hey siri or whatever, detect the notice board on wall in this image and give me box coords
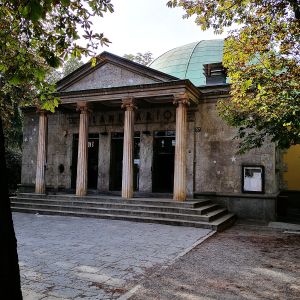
[242,165,265,194]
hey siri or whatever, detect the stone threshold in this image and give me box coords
[195,191,280,200]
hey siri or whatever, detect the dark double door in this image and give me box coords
[152,131,175,193]
[110,131,175,193]
[71,134,99,189]
[109,132,140,191]
[109,133,123,191]
[71,131,175,194]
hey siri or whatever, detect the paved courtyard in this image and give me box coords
[13,212,212,300]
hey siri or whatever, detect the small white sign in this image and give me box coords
[243,166,264,193]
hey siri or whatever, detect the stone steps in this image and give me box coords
[11,201,227,222]
[11,194,236,231]
[15,193,206,208]
[10,197,219,215]
[12,207,236,231]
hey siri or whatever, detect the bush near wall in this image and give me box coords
[5,147,22,194]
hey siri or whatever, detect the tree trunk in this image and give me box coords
[0,117,23,299]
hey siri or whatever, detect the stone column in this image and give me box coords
[98,133,111,192]
[139,133,153,192]
[173,94,190,201]
[35,110,48,194]
[121,98,136,199]
[76,103,89,196]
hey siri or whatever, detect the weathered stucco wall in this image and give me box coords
[45,112,71,189]
[22,111,74,189]
[21,113,39,186]
[21,100,278,200]
[64,62,158,92]
[194,101,278,195]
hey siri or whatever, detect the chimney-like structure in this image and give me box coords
[203,62,227,85]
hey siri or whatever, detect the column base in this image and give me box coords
[121,190,133,199]
[173,192,186,201]
[35,186,45,194]
[76,189,87,197]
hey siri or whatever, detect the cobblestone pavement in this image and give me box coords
[129,224,300,300]
[13,212,212,300]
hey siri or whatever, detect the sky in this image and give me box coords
[88,0,229,60]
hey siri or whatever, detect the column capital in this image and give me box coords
[173,93,190,106]
[77,102,91,114]
[121,98,137,111]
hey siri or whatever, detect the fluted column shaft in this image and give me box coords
[76,104,89,196]
[121,98,136,199]
[173,95,189,201]
[35,111,48,194]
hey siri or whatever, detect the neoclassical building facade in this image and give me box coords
[20,40,285,221]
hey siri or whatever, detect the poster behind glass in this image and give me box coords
[242,165,264,193]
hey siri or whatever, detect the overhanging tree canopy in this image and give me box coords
[167,0,300,152]
[0,1,113,297]
[1,0,113,115]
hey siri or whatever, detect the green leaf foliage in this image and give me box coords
[0,0,114,120]
[62,57,84,77]
[123,52,153,66]
[168,0,300,152]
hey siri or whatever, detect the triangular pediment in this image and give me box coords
[56,52,178,92]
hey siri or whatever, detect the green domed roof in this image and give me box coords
[150,39,224,86]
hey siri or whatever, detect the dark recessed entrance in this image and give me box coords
[71,134,99,189]
[109,133,123,191]
[109,132,140,191]
[152,131,175,193]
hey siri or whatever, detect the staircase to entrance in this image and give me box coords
[10,193,236,231]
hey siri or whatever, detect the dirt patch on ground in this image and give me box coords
[89,282,127,297]
[130,226,300,300]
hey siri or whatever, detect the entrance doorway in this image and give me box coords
[71,134,99,189]
[109,133,123,191]
[152,131,175,193]
[109,132,140,191]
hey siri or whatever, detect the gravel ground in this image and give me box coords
[129,225,300,300]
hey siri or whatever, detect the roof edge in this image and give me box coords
[56,51,180,91]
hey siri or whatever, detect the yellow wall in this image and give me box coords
[283,145,300,191]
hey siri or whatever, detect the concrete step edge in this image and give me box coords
[11,207,221,229]
[11,198,217,214]
[211,214,236,232]
[12,196,211,208]
[11,202,226,220]
[15,193,210,204]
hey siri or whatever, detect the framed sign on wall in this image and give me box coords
[242,165,265,194]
